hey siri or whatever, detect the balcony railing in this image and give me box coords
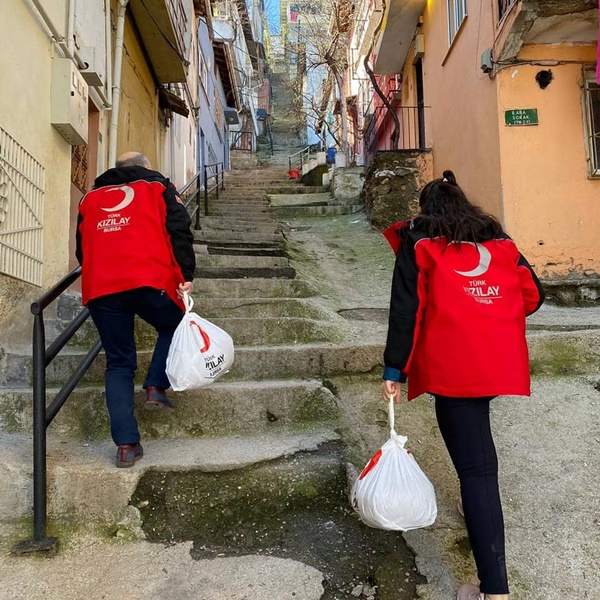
[498,0,518,21]
[364,103,431,164]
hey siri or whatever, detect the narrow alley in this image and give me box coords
[1,1,599,600]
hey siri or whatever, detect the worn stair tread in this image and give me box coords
[1,427,339,472]
[1,378,330,395]
[196,266,296,279]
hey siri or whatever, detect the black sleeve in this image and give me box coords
[163,182,196,281]
[383,234,421,382]
[517,252,545,315]
[75,212,83,266]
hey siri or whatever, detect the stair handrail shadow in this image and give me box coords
[12,266,103,556]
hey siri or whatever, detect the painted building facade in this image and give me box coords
[0,0,260,347]
[350,0,600,277]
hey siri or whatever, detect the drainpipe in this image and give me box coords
[105,0,113,110]
[108,0,130,167]
[66,0,75,55]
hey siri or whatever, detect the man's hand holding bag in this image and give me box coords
[166,292,234,390]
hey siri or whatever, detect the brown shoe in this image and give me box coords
[144,386,174,411]
[116,443,144,468]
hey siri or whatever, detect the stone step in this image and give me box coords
[132,441,346,545]
[70,313,335,351]
[195,254,290,269]
[195,266,296,279]
[194,230,284,244]
[268,193,333,206]
[0,428,339,523]
[203,212,276,224]
[196,277,317,298]
[201,218,281,234]
[3,330,600,390]
[207,245,286,257]
[211,207,273,218]
[198,298,330,319]
[0,380,339,440]
[265,186,330,194]
[274,204,364,218]
[1,342,383,389]
[208,205,272,215]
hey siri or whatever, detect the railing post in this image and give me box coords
[32,313,47,541]
[221,164,225,191]
[216,168,219,202]
[204,165,209,217]
[195,172,201,230]
[12,312,58,555]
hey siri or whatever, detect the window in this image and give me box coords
[584,78,600,177]
[447,0,467,45]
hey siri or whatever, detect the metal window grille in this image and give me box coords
[0,127,45,286]
[585,80,600,177]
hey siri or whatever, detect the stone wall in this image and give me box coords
[361,151,433,229]
[331,166,364,205]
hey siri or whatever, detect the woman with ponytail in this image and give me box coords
[381,170,544,600]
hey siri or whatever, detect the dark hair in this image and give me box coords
[413,170,503,243]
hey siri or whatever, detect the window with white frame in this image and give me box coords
[584,76,600,177]
[447,0,467,45]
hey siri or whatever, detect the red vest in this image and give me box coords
[407,237,531,399]
[78,179,184,308]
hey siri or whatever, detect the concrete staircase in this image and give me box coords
[0,161,381,547]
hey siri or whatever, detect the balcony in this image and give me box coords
[372,0,427,75]
[129,0,191,83]
[495,0,598,62]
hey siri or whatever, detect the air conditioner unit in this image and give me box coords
[414,33,425,60]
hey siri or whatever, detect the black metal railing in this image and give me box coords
[180,171,203,230]
[12,267,102,555]
[364,103,431,164]
[180,163,225,225]
[203,162,225,216]
[498,0,517,21]
[229,131,254,153]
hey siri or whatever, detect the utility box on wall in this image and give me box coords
[51,59,88,145]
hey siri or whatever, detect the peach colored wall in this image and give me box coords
[411,0,503,220]
[498,44,600,276]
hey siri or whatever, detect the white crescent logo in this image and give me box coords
[454,242,491,277]
[101,185,135,212]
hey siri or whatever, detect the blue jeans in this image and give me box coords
[88,288,184,446]
[434,395,509,596]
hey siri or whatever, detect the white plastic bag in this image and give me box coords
[166,293,234,391]
[351,396,437,531]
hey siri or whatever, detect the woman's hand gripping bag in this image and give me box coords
[351,397,437,531]
[166,293,234,391]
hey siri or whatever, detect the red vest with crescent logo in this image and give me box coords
[78,179,184,307]
[383,222,544,400]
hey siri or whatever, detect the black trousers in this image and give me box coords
[434,395,509,596]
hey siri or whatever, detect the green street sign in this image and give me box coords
[505,109,539,126]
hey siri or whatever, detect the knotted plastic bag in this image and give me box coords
[351,396,437,531]
[166,293,234,391]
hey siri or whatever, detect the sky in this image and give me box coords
[264,0,281,34]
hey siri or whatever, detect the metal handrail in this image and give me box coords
[288,145,311,173]
[203,162,225,217]
[12,266,103,555]
[182,171,203,230]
